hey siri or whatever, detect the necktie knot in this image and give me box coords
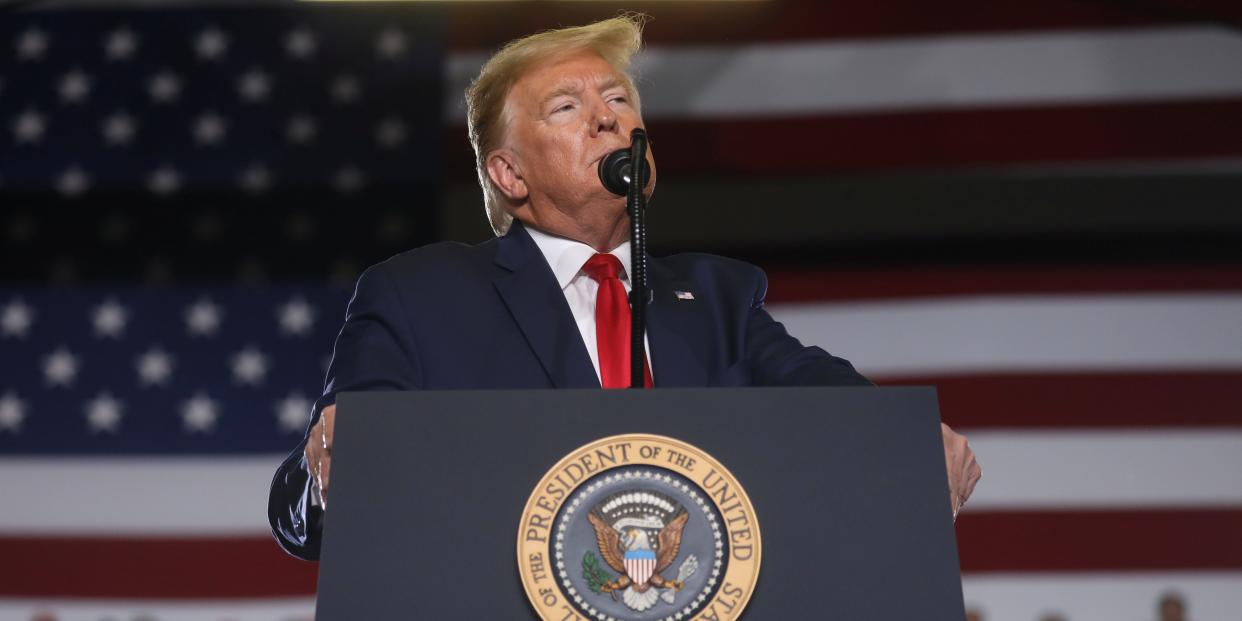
[582,253,623,283]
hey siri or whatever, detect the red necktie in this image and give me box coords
[582,253,653,389]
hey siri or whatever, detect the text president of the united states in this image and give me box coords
[268,15,981,561]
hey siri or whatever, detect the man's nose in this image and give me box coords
[589,100,619,137]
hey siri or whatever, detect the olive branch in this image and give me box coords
[582,552,613,594]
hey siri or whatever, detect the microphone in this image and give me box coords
[598,148,633,196]
[597,128,649,196]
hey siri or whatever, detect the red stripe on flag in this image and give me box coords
[6,509,1240,596]
[876,372,1242,428]
[443,100,1242,179]
[0,537,317,599]
[957,508,1242,572]
[762,266,1242,302]
[648,100,1242,174]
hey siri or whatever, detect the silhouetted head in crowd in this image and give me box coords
[1158,591,1187,621]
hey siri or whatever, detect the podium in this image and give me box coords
[314,387,966,620]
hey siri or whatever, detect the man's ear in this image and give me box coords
[486,150,528,202]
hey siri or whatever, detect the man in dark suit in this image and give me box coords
[269,16,980,561]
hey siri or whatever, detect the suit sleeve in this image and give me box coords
[268,261,424,561]
[743,267,873,387]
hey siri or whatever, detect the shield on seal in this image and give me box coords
[624,548,657,586]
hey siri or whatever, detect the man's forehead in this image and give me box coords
[515,52,627,100]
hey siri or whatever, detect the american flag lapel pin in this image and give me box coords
[674,290,695,301]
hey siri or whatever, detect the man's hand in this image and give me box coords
[942,422,981,522]
[304,404,335,509]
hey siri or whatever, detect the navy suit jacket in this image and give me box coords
[268,221,870,560]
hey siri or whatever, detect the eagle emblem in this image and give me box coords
[584,491,700,612]
[519,437,761,621]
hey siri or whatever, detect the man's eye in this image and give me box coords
[554,103,574,113]
[609,96,628,104]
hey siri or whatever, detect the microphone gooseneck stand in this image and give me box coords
[626,130,649,389]
[597,128,650,389]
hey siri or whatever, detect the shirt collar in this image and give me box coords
[525,224,632,290]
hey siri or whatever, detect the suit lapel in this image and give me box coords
[646,258,710,387]
[492,221,600,389]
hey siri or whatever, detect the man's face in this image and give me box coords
[497,50,656,229]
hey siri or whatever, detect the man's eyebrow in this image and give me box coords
[540,76,627,108]
[599,75,625,92]
[540,81,584,107]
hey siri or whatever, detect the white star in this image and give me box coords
[238,68,270,103]
[239,163,272,194]
[231,346,269,386]
[92,297,127,338]
[1,298,35,338]
[44,347,79,387]
[185,298,223,336]
[181,392,218,433]
[0,392,25,432]
[15,28,48,61]
[375,28,407,59]
[148,71,181,103]
[277,297,316,336]
[104,27,138,61]
[13,109,46,144]
[195,27,228,61]
[333,165,366,194]
[375,118,406,149]
[148,166,181,196]
[285,27,316,59]
[56,165,90,198]
[136,346,174,386]
[58,70,92,104]
[275,391,313,433]
[192,112,227,145]
[85,391,123,433]
[102,112,136,146]
[330,75,360,104]
[286,114,317,145]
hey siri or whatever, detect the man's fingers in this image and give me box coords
[310,405,337,508]
[303,406,336,509]
[320,404,336,451]
[963,461,982,501]
[941,422,982,521]
[319,452,332,507]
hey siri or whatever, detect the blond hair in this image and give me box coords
[465,15,646,235]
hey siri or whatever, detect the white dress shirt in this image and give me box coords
[526,225,654,384]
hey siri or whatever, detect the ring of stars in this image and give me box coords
[553,468,724,621]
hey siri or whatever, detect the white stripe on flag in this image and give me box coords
[767,293,1242,376]
[0,456,287,535]
[961,571,1242,621]
[0,597,315,621]
[445,26,1242,120]
[962,429,1242,509]
[3,430,1241,533]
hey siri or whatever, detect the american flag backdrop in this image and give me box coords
[3,1,1242,620]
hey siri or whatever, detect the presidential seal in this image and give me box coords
[518,434,761,621]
